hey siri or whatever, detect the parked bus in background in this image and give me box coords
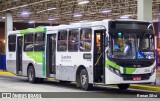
[6,19,156,90]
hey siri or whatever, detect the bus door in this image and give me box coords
[94,30,105,83]
[16,36,23,74]
[46,34,56,77]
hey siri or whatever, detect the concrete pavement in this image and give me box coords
[0,70,160,92]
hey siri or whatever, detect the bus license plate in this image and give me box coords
[133,77,141,81]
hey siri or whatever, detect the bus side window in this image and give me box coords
[80,28,92,51]
[24,34,34,51]
[57,30,67,51]
[34,33,45,51]
[8,35,16,52]
[68,29,79,52]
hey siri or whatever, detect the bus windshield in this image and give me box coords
[108,32,154,59]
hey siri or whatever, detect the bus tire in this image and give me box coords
[80,69,93,90]
[27,65,38,83]
[118,84,130,90]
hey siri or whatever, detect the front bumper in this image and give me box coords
[105,68,156,84]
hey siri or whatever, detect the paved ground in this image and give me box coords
[155,67,160,85]
[0,75,159,101]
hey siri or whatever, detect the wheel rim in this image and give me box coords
[29,69,33,81]
[81,74,87,86]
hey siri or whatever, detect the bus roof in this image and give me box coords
[7,19,152,35]
[46,19,152,31]
[8,30,20,35]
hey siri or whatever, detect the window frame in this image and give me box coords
[23,33,34,52]
[57,30,68,52]
[68,29,79,52]
[34,32,45,52]
[8,35,16,52]
[79,28,92,52]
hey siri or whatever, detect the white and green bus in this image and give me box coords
[6,19,156,90]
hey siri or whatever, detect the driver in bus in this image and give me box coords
[124,40,132,56]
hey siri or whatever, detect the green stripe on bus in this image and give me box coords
[106,60,136,74]
[26,52,43,63]
[105,60,120,70]
[20,27,45,35]
[124,68,136,74]
[26,52,46,76]
[35,27,45,32]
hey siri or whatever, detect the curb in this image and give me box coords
[157,73,160,77]
[0,71,15,76]
[129,84,160,92]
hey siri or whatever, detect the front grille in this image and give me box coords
[108,58,155,67]
[121,73,151,81]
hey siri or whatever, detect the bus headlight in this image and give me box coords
[109,66,114,72]
[115,69,120,75]
[108,66,121,76]
[151,67,156,75]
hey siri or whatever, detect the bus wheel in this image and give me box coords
[118,84,130,90]
[80,69,92,90]
[28,65,38,83]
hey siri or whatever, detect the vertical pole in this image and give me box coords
[50,23,52,26]
[34,23,36,28]
[5,11,13,54]
[158,13,160,48]
[137,0,152,21]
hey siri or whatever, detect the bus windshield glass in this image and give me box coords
[108,32,154,59]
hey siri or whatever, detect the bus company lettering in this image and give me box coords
[61,55,71,59]
[61,55,71,62]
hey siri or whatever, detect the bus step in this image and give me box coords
[49,74,56,77]
[18,71,22,74]
[94,82,105,85]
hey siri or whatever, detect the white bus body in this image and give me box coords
[6,19,156,90]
